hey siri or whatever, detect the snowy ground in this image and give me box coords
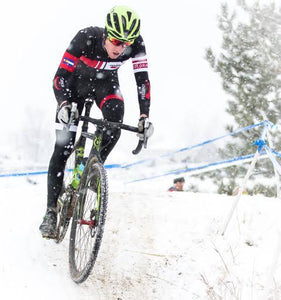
[1,167,281,300]
[2,1,281,299]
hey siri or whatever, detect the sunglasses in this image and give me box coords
[108,36,132,47]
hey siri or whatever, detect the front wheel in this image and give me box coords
[69,158,108,283]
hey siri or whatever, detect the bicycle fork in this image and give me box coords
[73,133,103,233]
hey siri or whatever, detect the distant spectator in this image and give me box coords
[168,177,185,192]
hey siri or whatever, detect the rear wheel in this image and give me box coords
[55,150,76,244]
[69,158,108,283]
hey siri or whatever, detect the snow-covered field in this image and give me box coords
[1,167,281,300]
[1,1,280,299]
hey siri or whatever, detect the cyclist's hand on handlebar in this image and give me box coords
[57,101,71,125]
[57,101,78,125]
[137,115,147,132]
[137,115,154,140]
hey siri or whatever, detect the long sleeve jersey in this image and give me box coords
[53,26,151,116]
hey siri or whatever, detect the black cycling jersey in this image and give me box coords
[53,26,150,116]
[47,27,151,209]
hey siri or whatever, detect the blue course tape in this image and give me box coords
[120,121,266,168]
[162,121,265,157]
[271,149,281,159]
[0,121,270,179]
[0,170,48,178]
[127,153,262,183]
[0,164,122,178]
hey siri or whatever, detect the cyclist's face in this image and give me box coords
[104,38,127,59]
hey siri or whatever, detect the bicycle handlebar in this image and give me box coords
[79,115,145,155]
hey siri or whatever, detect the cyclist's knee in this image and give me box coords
[101,98,124,123]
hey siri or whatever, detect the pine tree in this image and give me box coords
[204,0,281,196]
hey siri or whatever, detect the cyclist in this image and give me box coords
[39,5,153,238]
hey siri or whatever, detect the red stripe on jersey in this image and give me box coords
[96,61,104,69]
[132,59,147,63]
[59,51,79,72]
[99,94,124,109]
[80,56,101,68]
[133,63,148,70]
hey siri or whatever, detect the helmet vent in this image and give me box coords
[127,11,132,21]
[128,19,136,34]
[121,16,127,28]
[130,20,140,38]
[113,13,120,33]
[107,14,112,28]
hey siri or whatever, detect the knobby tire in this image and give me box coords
[69,158,108,283]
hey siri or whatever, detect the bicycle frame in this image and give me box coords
[69,99,143,190]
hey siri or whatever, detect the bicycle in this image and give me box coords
[54,99,149,283]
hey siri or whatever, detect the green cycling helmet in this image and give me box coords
[105,5,141,43]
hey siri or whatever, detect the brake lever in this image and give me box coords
[143,118,151,149]
[132,139,144,155]
[143,128,148,149]
[132,118,151,154]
